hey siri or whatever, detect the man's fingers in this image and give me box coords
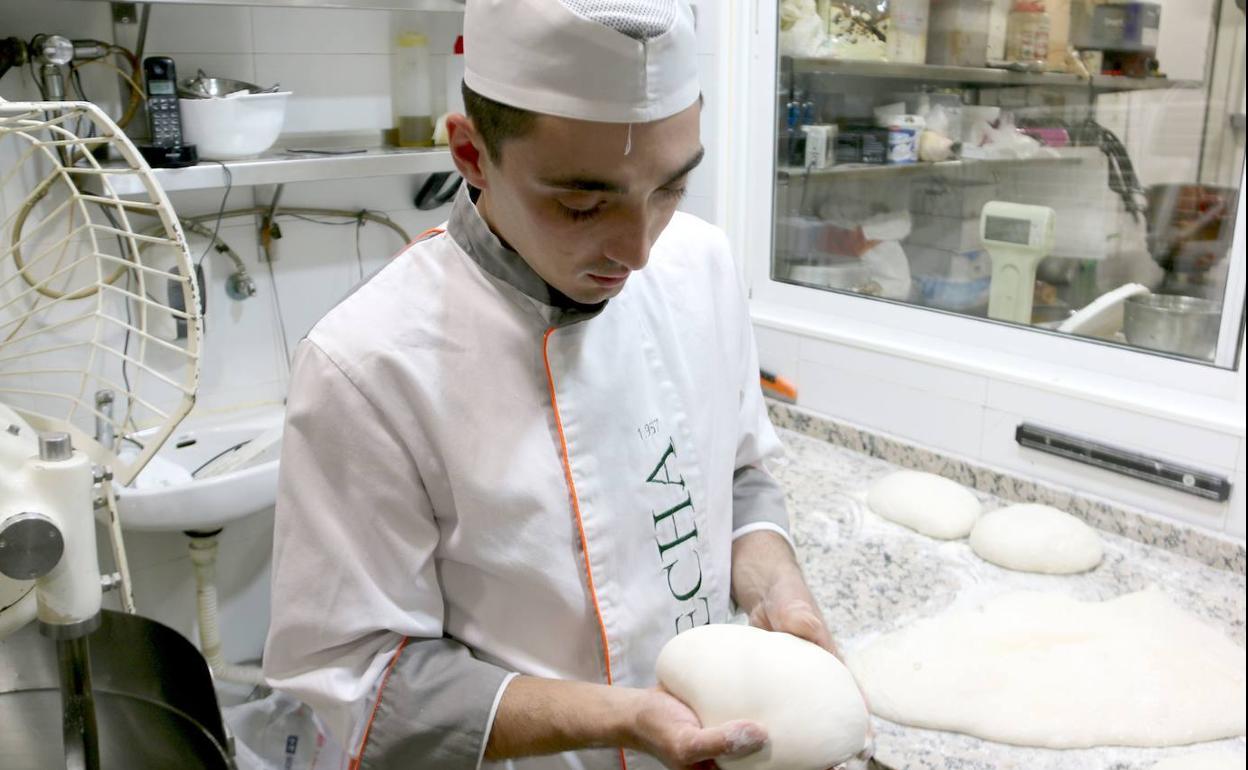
[719,721,769,758]
[779,603,833,649]
[748,603,772,631]
[680,720,767,763]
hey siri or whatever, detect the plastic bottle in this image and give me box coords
[1005,1,1050,67]
[393,32,433,147]
[887,0,931,64]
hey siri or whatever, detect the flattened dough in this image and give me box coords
[1151,750,1246,770]
[656,624,869,770]
[969,504,1103,574]
[848,590,1247,749]
[866,470,981,539]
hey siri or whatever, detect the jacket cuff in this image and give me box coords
[731,465,793,552]
[358,638,514,770]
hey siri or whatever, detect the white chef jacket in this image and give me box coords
[263,186,792,770]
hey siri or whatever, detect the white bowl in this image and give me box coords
[178,91,291,160]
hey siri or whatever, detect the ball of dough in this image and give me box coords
[969,504,1103,574]
[656,624,869,770]
[866,470,982,539]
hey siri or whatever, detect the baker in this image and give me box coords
[263,1,838,768]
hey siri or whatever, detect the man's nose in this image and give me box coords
[603,209,652,271]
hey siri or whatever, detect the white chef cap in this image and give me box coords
[463,0,701,124]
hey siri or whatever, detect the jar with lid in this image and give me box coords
[1005,1,1050,67]
[392,31,433,147]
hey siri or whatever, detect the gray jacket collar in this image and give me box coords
[447,185,605,325]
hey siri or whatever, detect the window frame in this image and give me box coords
[724,1,1245,432]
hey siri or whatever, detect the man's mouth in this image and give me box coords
[588,272,629,288]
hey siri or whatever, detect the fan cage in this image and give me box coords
[0,99,201,486]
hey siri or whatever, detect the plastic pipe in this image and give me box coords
[187,533,264,686]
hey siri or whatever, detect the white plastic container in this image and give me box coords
[886,115,925,164]
[179,92,291,160]
[803,124,833,169]
[393,31,433,146]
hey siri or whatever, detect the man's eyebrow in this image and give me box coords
[661,147,704,187]
[538,176,627,194]
[538,147,706,194]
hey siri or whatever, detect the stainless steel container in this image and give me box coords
[0,610,234,769]
[178,69,280,99]
[1123,294,1221,361]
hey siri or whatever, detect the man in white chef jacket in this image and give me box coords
[264,2,839,768]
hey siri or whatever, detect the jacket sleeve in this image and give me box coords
[262,340,514,770]
[722,239,794,550]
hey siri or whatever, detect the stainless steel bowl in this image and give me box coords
[178,70,279,99]
[1123,294,1221,361]
[1,610,232,769]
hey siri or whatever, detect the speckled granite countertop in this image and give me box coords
[772,426,1247,770]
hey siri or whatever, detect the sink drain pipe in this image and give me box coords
[188,531,265,686]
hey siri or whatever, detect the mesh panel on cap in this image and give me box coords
[559,0,679,40]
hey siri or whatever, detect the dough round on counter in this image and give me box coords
[866,470,981,539]
[656,624,869,770]
[1151,751,1246,770]
[847,589,1248,749]
[969,504,1102,574]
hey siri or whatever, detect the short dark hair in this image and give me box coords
[462,83,537,164]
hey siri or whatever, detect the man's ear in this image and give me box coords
[447,114,491,190]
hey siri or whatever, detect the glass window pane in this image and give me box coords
[772,0,1245,368]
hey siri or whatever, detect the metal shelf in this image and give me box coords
[103,145,455,194]
[777,152,1083,181]
[786,57,1201,93]
[72,0,465,10]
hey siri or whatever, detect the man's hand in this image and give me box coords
[731,530,838,656]
[629,689,767,770]
[744,569,838,657]
[731,530,876,768]
[484,677,766,768]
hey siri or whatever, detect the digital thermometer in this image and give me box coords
[980,201,1056,324]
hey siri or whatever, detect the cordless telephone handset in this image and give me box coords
[138,56,198,168]
[144,57,183,147]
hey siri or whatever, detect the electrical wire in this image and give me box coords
[355,211,366,281]
[70,67,92,139]
[68,45,143,130]
[196,162,233,269]
[185,206,411,244]
[27,59,46,99]
[265,252,292,367]
[9,173,132,300]
[1078,117,1147,221]
[190,439,250,478]
[121,267,136,428]
[1,180,85,344]
[7,44,146,301]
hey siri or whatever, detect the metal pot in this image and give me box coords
[0,609,234,769]
[1123,294,1221,361]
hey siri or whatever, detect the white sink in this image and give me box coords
[111,405,284,532]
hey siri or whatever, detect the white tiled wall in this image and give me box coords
[1,0,729,664]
